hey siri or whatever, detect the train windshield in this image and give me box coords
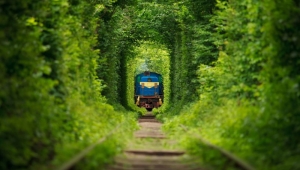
[141,76,158,82]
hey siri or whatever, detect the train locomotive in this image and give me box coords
[135,71,163,111]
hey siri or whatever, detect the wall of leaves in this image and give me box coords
[163,0,300,170]
[0,0,137,169]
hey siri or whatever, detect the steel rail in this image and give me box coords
[180,125,255,170]
[56,124,122,170]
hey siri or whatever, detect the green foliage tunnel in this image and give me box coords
[1,0,300,170]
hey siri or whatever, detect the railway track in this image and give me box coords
[57,112,254,170]
[106,112,202,170]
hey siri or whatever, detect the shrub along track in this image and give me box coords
[106,112,202,170]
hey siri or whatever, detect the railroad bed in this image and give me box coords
[106,112,203,170]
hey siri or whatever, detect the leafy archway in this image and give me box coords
[126,41,170,112]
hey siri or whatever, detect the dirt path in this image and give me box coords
[107,112,203,170]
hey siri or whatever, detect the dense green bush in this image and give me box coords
[0,0,137,169]
[96,3,136,105]
[164,0,300,170]
[163,0,218,116]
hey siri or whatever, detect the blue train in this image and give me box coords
[135,71,163,111]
